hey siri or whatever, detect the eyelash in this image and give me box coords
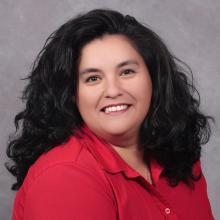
[120,69,135,76]
[85,75,100,83]
[85,69,136,83]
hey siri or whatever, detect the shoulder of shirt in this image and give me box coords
[26,134,103,182]
[18,135,116,205]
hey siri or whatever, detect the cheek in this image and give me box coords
[135,76,152,111]
[134,73,152,98]
[76,85,99,114]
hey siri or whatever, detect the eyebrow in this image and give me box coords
[79,60,139,76]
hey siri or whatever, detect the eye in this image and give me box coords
[85,75,101,83]
[121,69,135,76]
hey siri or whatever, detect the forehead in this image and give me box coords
[78,34,143,69]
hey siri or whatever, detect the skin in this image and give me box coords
[76,34,153,177]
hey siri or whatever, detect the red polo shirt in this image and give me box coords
[12,126,214,220]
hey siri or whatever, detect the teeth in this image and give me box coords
[104,105,129,113]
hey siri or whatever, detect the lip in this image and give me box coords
[100,103,131,112]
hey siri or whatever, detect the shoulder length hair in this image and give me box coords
[6,8,215,190]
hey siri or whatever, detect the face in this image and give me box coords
[76,34,152,146]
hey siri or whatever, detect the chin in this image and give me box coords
[101,125,133,137]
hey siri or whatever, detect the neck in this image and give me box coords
[97,129,140,150]
[111,143,145,166]
[111,143,152,184]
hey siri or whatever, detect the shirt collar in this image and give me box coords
[76,124,164,183]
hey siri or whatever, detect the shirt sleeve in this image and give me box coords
[23,163,117,220]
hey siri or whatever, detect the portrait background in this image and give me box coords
[0,0,219,219]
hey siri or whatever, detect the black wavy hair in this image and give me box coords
[6,8,214,190]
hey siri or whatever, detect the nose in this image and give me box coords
[104,77,123,99]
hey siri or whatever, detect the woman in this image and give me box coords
[6,9,215,220]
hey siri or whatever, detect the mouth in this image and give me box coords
[100,104,132,114]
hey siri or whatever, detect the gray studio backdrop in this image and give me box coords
[0,0,219,219]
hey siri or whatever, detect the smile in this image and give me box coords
[103,104,129,113]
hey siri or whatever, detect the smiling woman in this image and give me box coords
[6,8,215,220]
[77,35,152,146]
